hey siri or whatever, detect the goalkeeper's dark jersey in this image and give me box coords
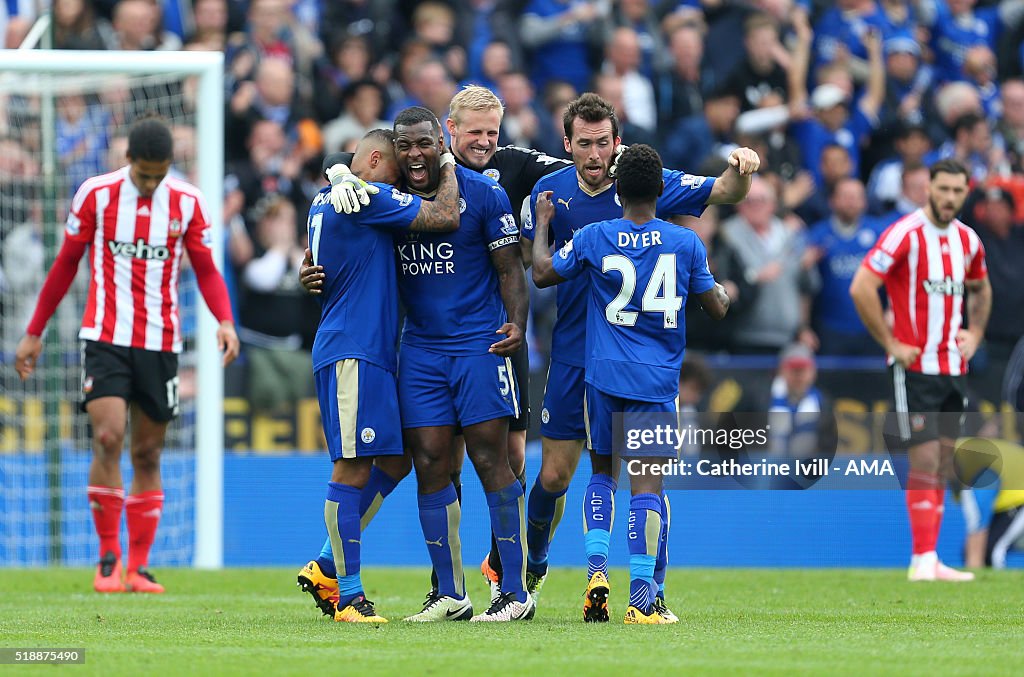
[456,145,571,226]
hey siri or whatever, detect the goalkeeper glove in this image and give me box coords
[608,143,629,178]
[327,163,379,214]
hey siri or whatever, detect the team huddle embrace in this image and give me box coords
[295,86,755,625]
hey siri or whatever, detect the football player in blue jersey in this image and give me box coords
[296,128,461,622]
[384,107,534,623]
[520,93,758,622]
[531,144,732,624]
[305,88,572,609]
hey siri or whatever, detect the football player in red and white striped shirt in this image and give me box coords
[14,117,240,593]
[851,159,992,582]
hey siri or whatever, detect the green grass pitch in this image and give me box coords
[1,567,1022,675]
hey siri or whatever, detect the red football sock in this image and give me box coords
[933,484,946,543]
[126,491,164,573]
[88,485,124,561]
[906,471,941,555]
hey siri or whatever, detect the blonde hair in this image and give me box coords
[449,85,504,124]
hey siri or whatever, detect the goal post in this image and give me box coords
[0,49,225,569]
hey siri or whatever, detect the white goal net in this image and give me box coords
[0,50,224,568]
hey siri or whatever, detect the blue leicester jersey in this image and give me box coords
[524,165,714,367]
[806,218,886,334]
[308,182,421,374]
[551,217,716,402]
[395,164,519,355]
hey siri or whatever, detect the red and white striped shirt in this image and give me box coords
[863,208,987,375]
[65,167,214,353]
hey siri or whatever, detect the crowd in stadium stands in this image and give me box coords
[2,0,1024,397]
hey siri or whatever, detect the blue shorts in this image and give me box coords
[315,359,404,461]
[398,343,519,429]
[540,361,586,440]
[585,383,677,457]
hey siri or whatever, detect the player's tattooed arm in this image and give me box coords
[958,276,992,362]
[409,153,460,233]
[530,190,566,288]
[489,243,528,356]
[698,282,731,321]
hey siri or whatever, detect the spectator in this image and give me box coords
[536,79,577,157]
[921,0,1024,86]
[676,356,713,457]
[601,26,656,133]
[788,11,886,186]
[56,92,111,194]
[877,35,930,139]
[612,0,664,78]
[924,112,1001,183]
[997,79,1024,172]
[867,121,933,215]
[313,35,373,123]
[794,143,853,226]
[406,60,458,138]
[766,343,837,469]
[411,1,467,82]
[679,204,758,354]
[811,0,887,82]
[962,45,1002,120]
[226,56,302,162]
[655,23,706,129]
[225,0,300,89]
[804,177,885,356]
[593,73,658,147]
[108,0,182,51]
[53,0,115,50]
[721,177,816,354]
[933,80,985,131]
[318,0,394,58]
[497,71,543,148]
[521,0,609,94]
[466,39,514,91]
[227,119,307,228]
[968,186,1024,406]
[663,87,741,173]
[184,0,229,51]
[883,161,931,221]
[237,196,316,414]
[722,13,790,114]
[320,80,389,154]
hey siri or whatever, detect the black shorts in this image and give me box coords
[508,341,530,432]
[986,505,1024,568]
[80,340,180,422]
[890,365,967,446]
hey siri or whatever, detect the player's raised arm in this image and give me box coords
[530,190,568,288]
[706,147,761,205]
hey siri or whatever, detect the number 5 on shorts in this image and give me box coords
[497,364,511,396]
